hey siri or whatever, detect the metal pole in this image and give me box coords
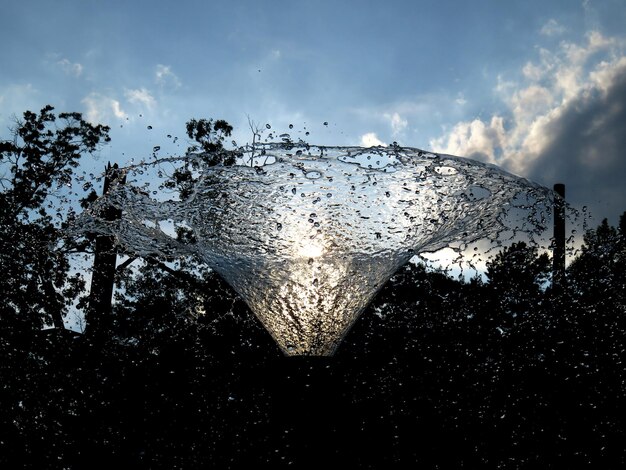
[553,183,566,295]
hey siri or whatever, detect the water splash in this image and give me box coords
[77,143,552,355]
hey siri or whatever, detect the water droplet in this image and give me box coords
[434,166,458,175]
[291,188,297,195]
[305,131,310,136]
[265,124,271,129]
[147,125,153,130]
[289,124,293,129]
[385,191,391,197]
[276,223,282,231]
[304,171,322,180]
[323,121,328,126]
[153,146,161,152]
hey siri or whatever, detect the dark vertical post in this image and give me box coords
[553,183,566,295]
[85,163,125,341]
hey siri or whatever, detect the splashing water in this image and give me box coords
[77,144,552,355]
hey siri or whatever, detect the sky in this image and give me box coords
[2,0,626,227]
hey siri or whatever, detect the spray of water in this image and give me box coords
[76,143,553,355]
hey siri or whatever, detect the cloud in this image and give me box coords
[360,132,386,147]
[125,88,156,109]
[540,19,566,37]
[455,93,467,106]
[155,64,181,88]
[525,60,626,224]
[81,92,128,124]
[430,116,505,163]
[384,112,407,137]
[430,30,626,224]
[57,58,83,77]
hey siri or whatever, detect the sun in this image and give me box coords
[296,240,325,258]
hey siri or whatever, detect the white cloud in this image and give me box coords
[589,56,626,92]
[430,116,505,163]
[510,85,554,122]
[522,61,544,81]
[360,132,386,147]
[81,92,128,124]
[540,19,566,37]
[494,74,517,97]
[125,88,156,109]
[155,64,181,88]
[57,58,83,77]
[430,30,626,175]
[384,112,408,137]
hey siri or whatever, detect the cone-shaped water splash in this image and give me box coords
[79,144,551,355]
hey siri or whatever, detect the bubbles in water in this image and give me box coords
[434,166,458,176]
[305,171,322,180]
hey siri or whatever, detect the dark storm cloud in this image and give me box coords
[526,65,626,226]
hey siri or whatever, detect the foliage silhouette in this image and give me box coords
[0,106,110,343]
[0,107,624,468]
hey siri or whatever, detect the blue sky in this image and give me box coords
[2,0,626,226]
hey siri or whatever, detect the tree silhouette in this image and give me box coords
[568,216,625,307]
[484,241,550,325]
[1,105,625,468]
[0,106,110,344]
[164,117,235,200]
